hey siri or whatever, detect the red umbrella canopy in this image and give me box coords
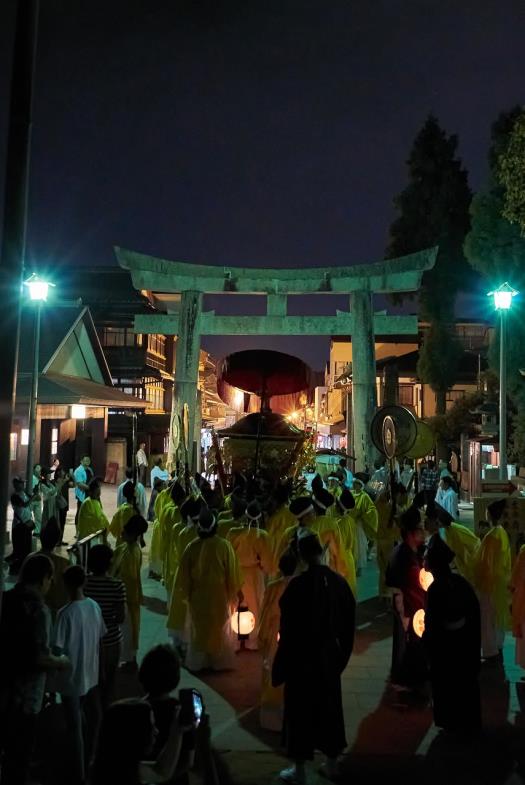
[217,350,313,399]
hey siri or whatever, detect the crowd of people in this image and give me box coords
[2,450,525,784]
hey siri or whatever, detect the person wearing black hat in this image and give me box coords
[272,531,355,784]
[226,500,273,650]
[335,489,358,596]
[347,476,378,575]
[385,506,428,692]
[473,498,511,659]
[424,534,481,733]
[275,496,316,561]
[425,501,479,585]
[169,507,243,672]
[376,482,409,599]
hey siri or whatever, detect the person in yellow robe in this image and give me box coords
[109,481,138,545]
[511,541,525,669]
[159,482,186,585]
[77,479,109,540]
[259,549,298,731]
[347,477,378,575]
[111,514,148,668]
[375,483,407,598]
[217,494,246,540]
[473,498,511,659]
[170,508,243,672]
[281,492,349,581]
[334,489,358,597]
[166,497,204,645]
[326,475,343,517]
[425,502,479,585]
[266,484,296,565]
[227,501,274,650]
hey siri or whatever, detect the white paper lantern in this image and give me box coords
[230,606,255,637]
[419,568,434,591]
[413,608,426,638]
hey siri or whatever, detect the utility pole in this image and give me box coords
[0,0,40,611]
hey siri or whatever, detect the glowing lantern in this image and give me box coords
[413,608,426,638]
[230,605,256,639]
[419,568,434,591]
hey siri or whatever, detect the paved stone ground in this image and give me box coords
[5,490,525,784]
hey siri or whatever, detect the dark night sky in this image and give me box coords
[1,1,524,368]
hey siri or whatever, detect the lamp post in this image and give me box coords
[489,283,518,481]
[24,274,53,492]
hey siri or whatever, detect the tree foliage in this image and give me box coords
[498,111,525,234]
[385,115,472,414]
[386,114,472,320]
[428,390,484,447]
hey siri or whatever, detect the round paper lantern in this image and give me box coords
[230,606,256,638]
[419,568,434,591]
[412,608,426,638]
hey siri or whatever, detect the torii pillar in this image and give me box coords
[351,289,377,472]
[173,290,203,468]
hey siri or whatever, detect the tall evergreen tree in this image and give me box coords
[498,110,525,234]
[465,107,525,463]
[385,115,472,414]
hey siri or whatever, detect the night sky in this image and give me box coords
[1,1,524,369]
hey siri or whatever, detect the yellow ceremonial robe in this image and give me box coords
[217,516,238,540]
[77,498,109,540]
[149,517,163,575]
[159,502,182,581]
[279,517,348,579]
[266,505,296,564]
[258,575,291,730]
[474,524,511,629]
[154,487,170,520]
[349,490,379,541]
[227,526,274,647]
[442,522,479,584]
[109,502,135,545]
[169,536,242,668]
[111,541,143,650]
[375,494,402,597]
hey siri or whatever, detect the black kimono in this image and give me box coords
[424,571,481,731]
[386,541,428,688]
[272,565,355,760]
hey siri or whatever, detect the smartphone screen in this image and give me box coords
[192,691,203,726]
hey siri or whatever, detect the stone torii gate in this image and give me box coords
[116,246,437,472]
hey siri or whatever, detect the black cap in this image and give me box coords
[338,489,355,512]
[289,496,315,519]
[426,532,455,567]
[487,498,506,522]
[312,487,334,511]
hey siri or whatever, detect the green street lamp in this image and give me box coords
[23,274,54,493]
[488,282,518,480]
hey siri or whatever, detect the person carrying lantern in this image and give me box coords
[473,498,511,660]
[171,507,243,672]
[272,531,355,784]
[423,534,481,734]
[259,548,298,731]
[227,500,274,650]
[385,506,428,693]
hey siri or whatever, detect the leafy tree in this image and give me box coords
[385,115,472,413]
[498,111,525,233]
[465,107,525,466]
[428,390,484,448]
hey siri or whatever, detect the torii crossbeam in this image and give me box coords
[116,246,437,472]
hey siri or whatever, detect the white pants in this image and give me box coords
[356,524,368,572]
[479,592,504,658]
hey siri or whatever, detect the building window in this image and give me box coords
[145,379,164,411]
[446,389,466,402]
[398,385,414,406]
[21,428,29,446]
[147,334,166,357]
[51,427,58,457]
[10,432,17,461]
[136,334,143,346]
[103,327,139,347]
